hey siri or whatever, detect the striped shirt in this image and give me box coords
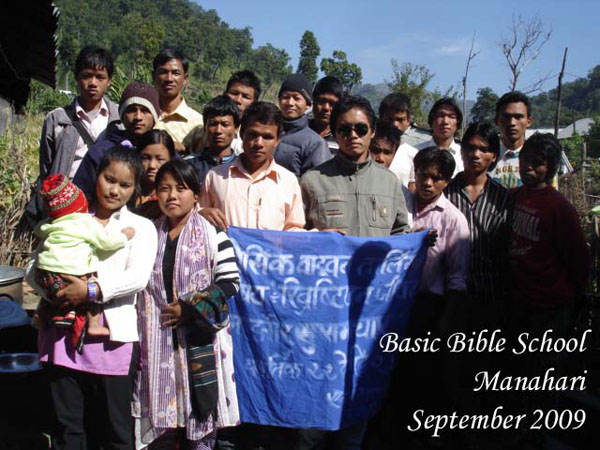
[213,227,240,299]
[445,173,512,304]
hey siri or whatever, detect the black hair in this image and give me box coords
[240,101,283,138]
[74,45,114,78]
[520,133,561,181]
[373,120,402,150]
[428,97,463,129]
[313,76,344,100]
[137,130,177,160]
[203,95,241,127]
[379,93,411,118]
[413,147,456,181]
[330,95,376,133]
[462,121,501,171]
[153,48,188,74]
[225,70,262,101]
[495,91,531,118]
[155,159,202,196]
[97,144,144,197]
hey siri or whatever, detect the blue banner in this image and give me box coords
[227,227,428,430]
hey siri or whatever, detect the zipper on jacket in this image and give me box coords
[372,195,376,221]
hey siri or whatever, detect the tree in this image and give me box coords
[470,87,499,122]
[320,50,362,92]
[462,34,480,135]
[385,59,434,125]
[297,31,320,84]
[499,14,552,92]
[250,44,292,97]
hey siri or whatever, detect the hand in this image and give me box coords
[200,207,229,230]
[426,229,438,247]
[161,301,185,327]
[413,227,438,247]
[121,226,135,240]
[55,274,90,308]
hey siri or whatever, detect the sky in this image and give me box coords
[195,0,599,99]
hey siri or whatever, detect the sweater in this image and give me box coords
[274,115,331,177]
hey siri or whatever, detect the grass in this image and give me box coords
[0,112,43,267]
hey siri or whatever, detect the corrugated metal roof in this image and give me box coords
[0,1,59,109]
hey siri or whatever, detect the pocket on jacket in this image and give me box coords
[367,195,394,229]
[317,195,348,229]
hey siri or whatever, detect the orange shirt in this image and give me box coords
[200,158,305,231]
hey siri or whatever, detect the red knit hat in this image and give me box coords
[40,174,88,219]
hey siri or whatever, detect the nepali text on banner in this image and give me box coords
[227,227,428,430]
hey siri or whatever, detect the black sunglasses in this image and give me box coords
[337,122,370,138]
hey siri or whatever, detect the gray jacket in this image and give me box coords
[301,153,410,237]
[274,115,331,178]
[39,98,120,179]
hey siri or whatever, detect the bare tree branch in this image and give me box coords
[499,14,552,91]
[462,33,480,135]
[521,70,556,95]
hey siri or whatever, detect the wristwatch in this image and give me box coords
[87,277,99,302]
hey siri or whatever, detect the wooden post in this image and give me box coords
[554,47,568,137]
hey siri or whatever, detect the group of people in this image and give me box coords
[23,44,591,450]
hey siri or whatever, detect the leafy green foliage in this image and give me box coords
[52,0,294,107]
[530,65,600,127]
[320,51,362,92]
[297,31,320,84]
[106,66,153,104]
[470,87,499,122]
[385,60,434,126]
[25,81,73,115]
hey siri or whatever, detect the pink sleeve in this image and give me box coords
[444,211,470,292]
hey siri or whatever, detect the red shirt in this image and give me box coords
[509,186,589,308]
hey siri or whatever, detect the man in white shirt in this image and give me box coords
[370,120,416,195]
[416,97,463,177]
[379,92,431,148]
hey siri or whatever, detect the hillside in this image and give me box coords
[530,65,600,127]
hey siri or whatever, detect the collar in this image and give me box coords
[75,98,109,118]
[229,156,281,182]
[159,97,192,121]
[333,151,372,174]
[283,115,309,133]
[499,141,523,159]
[412,192,449,217]
[197,149,236,165]
[427,138,460,153]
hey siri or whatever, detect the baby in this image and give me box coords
[33,174,134,352]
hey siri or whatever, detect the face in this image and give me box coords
[95,161,136,212]
[461,135,497,174]
[140,143,170,182]
[122,104,154,135]
[369,137,396,168]
[279,91,308,120]
[206,115,236,152]
[495,102,532,146]
[334,107,374,162]
[241,120,280,171]
[226,82,256,114]
[519,150,548,188]
[431,105,458,142]
[75,66,111,104]
[156,172,197,222]
[313,93,339,126]
[415,164,449,205]
[154,59,188,99]
[382,110,410,132]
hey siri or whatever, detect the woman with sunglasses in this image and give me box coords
[301,95,410,239]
